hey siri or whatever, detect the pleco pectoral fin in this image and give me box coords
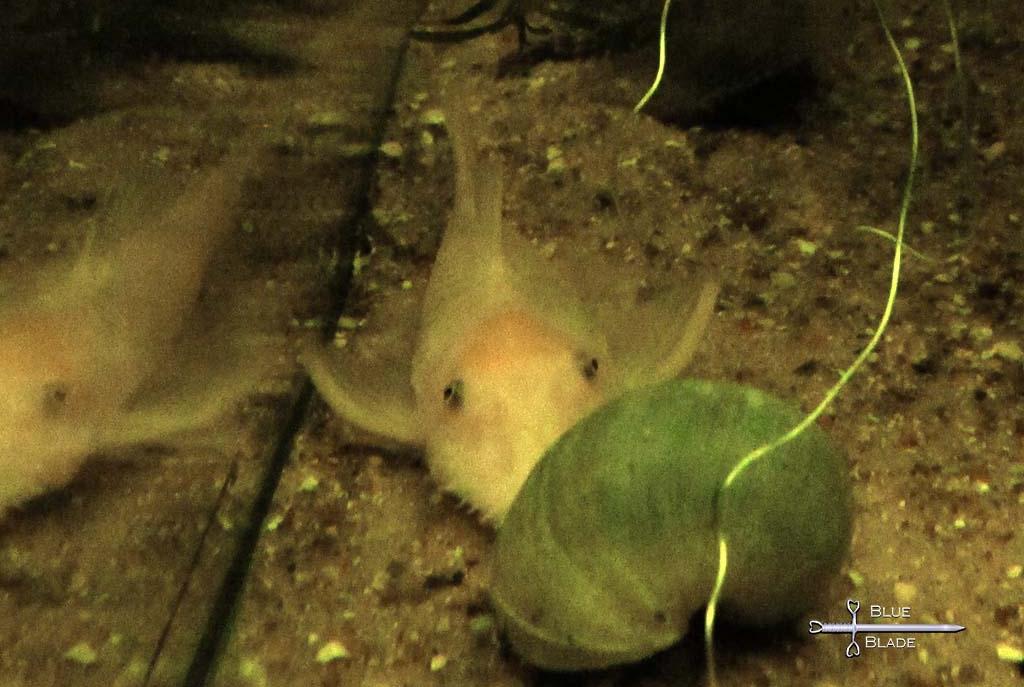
[603,280,719,392]
[650,280,719,381]
[301,346,422,445]
[96,331,287,451]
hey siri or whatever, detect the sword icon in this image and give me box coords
[809,599,966,657]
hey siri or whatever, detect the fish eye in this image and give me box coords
[581,356,599,380]
[443,379,464,410]
[41,381,69,416]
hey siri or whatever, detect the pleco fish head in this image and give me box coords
[0,312,100,514]
[419,309,607,521]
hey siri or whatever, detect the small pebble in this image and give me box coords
[64,642,97,665]
[420,108,445,126]
[315,640,350,663]
[983,341,1023,363]
[795,239,817,256]
[545,146,565,174]
[379,141,404,159]
[239,657,267,686]
[307,111,351,130]
[996,642,1024,663]
[770,271,796,289]
[969,325,993,343]
[894,581,917,605]
[370,570,389,593]
[982,141,1006,163]
[338,316,362,331]
[469,615,495,636]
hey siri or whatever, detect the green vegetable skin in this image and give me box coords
[492,378,851,670]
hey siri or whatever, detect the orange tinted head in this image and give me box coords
[421,310,606,521]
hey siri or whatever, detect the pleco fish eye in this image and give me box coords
[40,382,69,416]
[581,356,599,380]
[443,380,464,409]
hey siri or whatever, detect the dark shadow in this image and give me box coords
[84,6,300,73]
[484,1,840,133]
[0,0,305,131]
[0,95,79,131]
[502,604,813,686]
[667,63,823,132]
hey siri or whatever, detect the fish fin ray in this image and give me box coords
[602,279,718,391]
[302,346,422,445]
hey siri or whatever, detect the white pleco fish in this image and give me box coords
[304,106,718,522]
[0,151,262,516]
